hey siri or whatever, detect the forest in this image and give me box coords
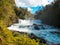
[34,0,60,28]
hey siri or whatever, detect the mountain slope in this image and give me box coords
[0,0,39,45]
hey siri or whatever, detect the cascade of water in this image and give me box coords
[7,19,60,44]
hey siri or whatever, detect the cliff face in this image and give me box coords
[14,7,33,20]
[34,0,60,28]
[0,0,18,26]
[0,0,39,45]
[0,0,33,26]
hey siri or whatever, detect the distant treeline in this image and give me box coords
[34,0,60,28]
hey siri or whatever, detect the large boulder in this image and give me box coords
[33,24,40,30]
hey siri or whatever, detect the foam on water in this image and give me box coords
[7,19,60,44]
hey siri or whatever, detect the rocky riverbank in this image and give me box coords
[11,31,47,45]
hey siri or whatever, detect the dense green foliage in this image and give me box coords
[0,0,48,45]
[34,0,60,28]
[0,0,39,45]
[0,0,18,26]
[14,7,32,19]
[0,21,39,45]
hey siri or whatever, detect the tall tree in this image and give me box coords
[34,0,60,28]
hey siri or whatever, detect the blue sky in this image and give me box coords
[29,6,43,14]
[15,0,54,14]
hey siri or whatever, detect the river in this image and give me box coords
[7,19,60,44]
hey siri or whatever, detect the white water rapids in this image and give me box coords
[7,19,60,44]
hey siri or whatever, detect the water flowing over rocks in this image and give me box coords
[7,19,60,44]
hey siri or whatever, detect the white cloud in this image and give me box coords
[27,0,42,7]
[41,0,50,6]
[15,0,54,7]
[15,0,27,7]
[27,7,32,11]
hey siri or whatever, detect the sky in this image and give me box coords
[15,0,54,14]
